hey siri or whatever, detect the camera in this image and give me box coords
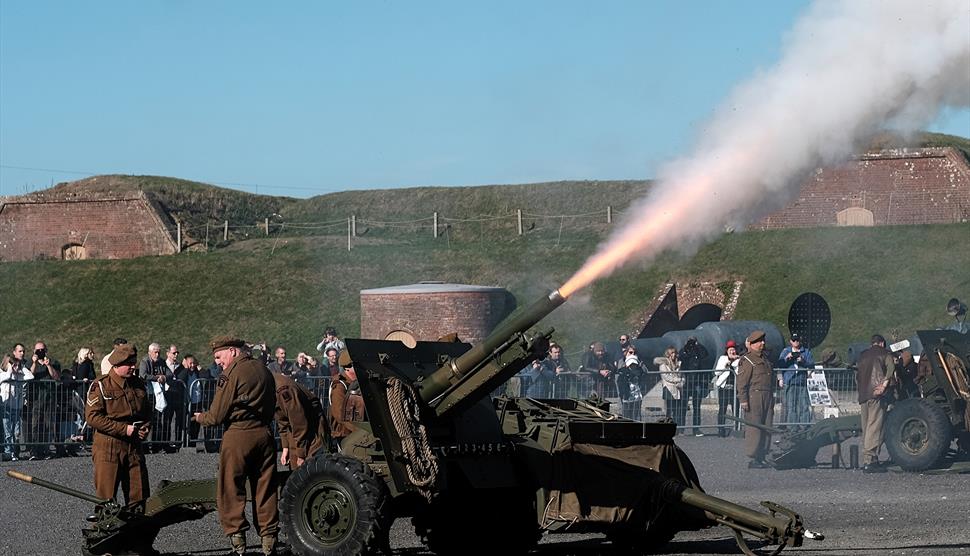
[34,348,47,360]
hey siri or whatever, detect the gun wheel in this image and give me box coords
[280,454,390,556]
[885,398,952,471]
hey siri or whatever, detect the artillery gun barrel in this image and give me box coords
[6,470,110,505]
[419,289,566,404]
[724,414,785,435]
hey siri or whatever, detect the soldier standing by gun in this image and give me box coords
[736,331,774,468]
[193,336,279,556]
[272,371,325,469]
[856,334,895,473]
[84,344,151,504]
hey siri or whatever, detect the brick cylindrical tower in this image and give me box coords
[360,282,517,345]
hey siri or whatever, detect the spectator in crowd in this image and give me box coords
[1,344,33,461]
[181,354,206,448]
[777,333,814,430]
[894,350,921,398]
[293,352,318,390]
[139,343,168,451]
[584,342,616,398]
[26,341,61,460]
[316,327,346,356]
[525,357,557,398]
[329,352,365,453]
[201,359,223,452]
[73,348,97,382]
[656,346,686,429]
[615,346,645,421]
[160,345,187,451]
[856,334,895,473]
[737,330,774,468]
[100,337,128,376]
[614,334,632,364]
[267,347,295,376]
[54,362,80,457]
[679,336,711,436]
[945,297,968,334]
[547,343,571,374]
[321,348,341,382]
[713,340,741,438]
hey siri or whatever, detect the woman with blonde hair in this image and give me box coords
[655,346,686,432]
[73,347,97,382]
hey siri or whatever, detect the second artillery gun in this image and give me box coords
[9,289,825,555]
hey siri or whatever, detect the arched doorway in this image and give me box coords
[62,243,87,260]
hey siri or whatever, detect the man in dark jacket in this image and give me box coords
[680,336,711,436]
[856,334,895,473]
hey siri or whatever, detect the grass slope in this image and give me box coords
[1,223,967,365]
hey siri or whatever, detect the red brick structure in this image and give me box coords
[360,282,516,344]
[0,190,177,261]
[757,147,970,229]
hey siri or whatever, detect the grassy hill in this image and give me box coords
[1,222,967,366]
[4,131,968,364]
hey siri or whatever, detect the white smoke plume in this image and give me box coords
[560,0,969,297]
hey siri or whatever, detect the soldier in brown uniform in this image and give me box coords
[736,330,775,468]
[328,351,366,452]
[856,334,895,473]
[272,371,325,469]
[193,337,279,556]
[84,344,151,504]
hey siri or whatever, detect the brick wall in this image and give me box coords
[0,192,177,261]
[757,147,970,229]
[361,289,515,344]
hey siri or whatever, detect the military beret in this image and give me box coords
[209,335,246,352]
[108,344,138,366]
[338,350,353,368]
[746,330,766,344]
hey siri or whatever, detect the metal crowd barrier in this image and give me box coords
[499,367,862,436]
[0,376,334,459]
[0,368,860,458]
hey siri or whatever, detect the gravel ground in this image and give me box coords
[3,435,969,556]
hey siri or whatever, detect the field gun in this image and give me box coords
[6,469,220,556]
[280,289,824,555]
[8,289,825,555]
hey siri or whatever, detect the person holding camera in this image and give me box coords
[777,333,815,430]
[616,346,645,421]
[84,344,151,504]
[26,341,61,460]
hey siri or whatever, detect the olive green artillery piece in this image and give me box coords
[8,289,825,555]
[6,469,220,556]
[280,289,824,555]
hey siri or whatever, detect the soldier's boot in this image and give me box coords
[260,535,277,556]
[229,532,247,555]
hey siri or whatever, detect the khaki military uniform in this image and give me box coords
[272,373,325,468]
[329,376,366,445]
[84,371,151,504]
[856,345,896,465]
[197,356,279,537]
[736,351,775,462]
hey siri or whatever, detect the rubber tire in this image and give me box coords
[280,454,390,556]
[884,398,952,471]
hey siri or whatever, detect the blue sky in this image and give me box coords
[2,1,968,199]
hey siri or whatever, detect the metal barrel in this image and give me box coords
[6,470,110,505]
[419,290,566,404]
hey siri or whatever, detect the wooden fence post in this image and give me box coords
[607,205,613,224]
[224,221,229,241]
[517,209,523,235]
[433,212,438,238]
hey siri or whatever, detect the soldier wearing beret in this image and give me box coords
[736,330,775,468]
[193,336,279,556]
[84,343,151,504]
[272,370,325,469]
